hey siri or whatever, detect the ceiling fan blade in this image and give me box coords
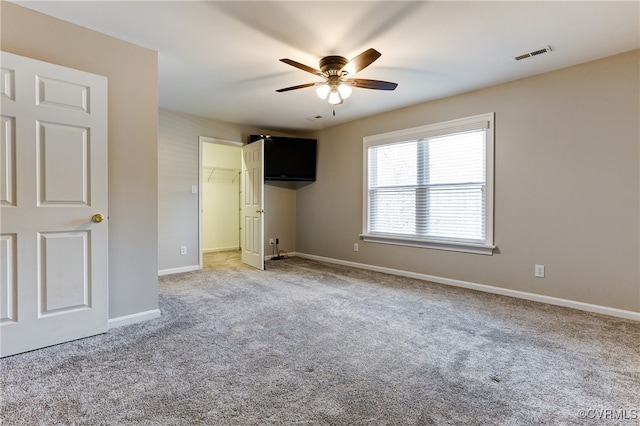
[275,82,317,93]
[341,48,382,75]
[350,79,398,91]
[279,59,323,76]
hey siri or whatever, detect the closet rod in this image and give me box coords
[206,166,241,182]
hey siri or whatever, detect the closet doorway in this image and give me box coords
[198,136,243,269]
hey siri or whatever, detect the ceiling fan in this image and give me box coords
[276,48,398,106]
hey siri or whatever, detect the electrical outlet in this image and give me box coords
[269,238,274,245]
[180,246,187,255]
[353,243,359,252]
[535,264,545,278]
[275,238,279,245]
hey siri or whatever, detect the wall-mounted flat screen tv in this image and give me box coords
[248,135,317,182]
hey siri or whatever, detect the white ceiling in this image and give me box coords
[14,1,639,133]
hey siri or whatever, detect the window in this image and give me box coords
[362,113,495,255]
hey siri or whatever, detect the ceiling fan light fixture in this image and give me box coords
[328,90,342,105]
[316,83,330,100]
[337,83,352,99]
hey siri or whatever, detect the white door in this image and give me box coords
[241,140,264,270]
[0,52,108,358]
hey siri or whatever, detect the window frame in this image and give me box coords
[361,113,495,255]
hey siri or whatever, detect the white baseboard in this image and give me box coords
[265,252,297,261]
[204,246,239,253]
[108,309,161,329]
[296,252,640,322]
[158,265,200,276]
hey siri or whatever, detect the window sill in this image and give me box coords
[359,234,496,255]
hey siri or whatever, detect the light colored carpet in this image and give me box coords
[1,251,639,425]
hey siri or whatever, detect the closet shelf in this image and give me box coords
[204,166,241,182]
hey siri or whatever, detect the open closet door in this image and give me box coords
[241,139,264,270]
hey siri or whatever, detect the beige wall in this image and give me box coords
[158,108,297,271]
[265,184,297,258]
[298,50,640,313]
[1,2,159,319]
[159,109,246,271]
[7,2,634,315]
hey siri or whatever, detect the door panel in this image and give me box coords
[0,234,17,323]
[0,116,16,206]
[0,51,108,357]
[39,231,90,314]
[38,122,90,205]
[241,140,264,270]
[36,76,90,113]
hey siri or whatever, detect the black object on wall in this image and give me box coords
[248,135,317,183]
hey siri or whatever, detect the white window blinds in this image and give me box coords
[363,113,494,253]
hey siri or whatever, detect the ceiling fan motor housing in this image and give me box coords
[319,56,349,75]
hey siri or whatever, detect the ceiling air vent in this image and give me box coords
[515,46,552,61]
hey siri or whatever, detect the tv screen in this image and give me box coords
[250,135,317,182]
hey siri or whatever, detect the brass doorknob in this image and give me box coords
[256,209,264,214]
[91,214,105,223]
